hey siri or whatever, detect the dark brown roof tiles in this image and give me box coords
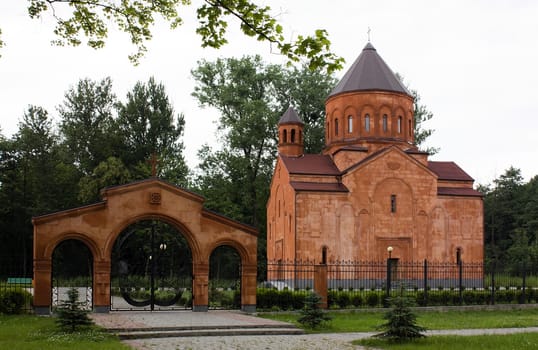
[428,161,474,181]
[280,154,341,175]
[290,181,348,193]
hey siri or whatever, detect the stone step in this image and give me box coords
[108,323,297,333]
[116,327,305,340]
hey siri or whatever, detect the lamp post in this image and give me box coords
[386,246,394,303]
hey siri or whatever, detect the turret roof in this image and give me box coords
[329,42,411,97]
[278,106,303,125]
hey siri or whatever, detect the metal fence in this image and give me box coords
[0,256,34,313]
[259,259,538,309]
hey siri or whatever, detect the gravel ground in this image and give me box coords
[123,332,371,350]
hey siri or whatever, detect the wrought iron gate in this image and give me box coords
[111,220,192,311]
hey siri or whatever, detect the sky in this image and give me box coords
[1,1,537,186]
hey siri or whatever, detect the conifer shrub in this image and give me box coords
[375,295,426,342]
[297,292,332,329]
[55,287,94,332]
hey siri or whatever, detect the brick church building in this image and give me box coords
[267,43,483,264]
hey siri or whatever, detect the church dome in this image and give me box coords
[324,43,415,155]
[329,42,411,98]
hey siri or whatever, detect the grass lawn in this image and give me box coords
[0,315,130,350]
[259,308,538,333]
[354,333,538,350]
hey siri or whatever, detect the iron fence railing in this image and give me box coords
[259,259,538,309]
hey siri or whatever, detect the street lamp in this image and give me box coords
[387,246,393,259]
[159,243,167,251]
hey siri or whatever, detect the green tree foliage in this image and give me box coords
[22,0,344,72]
[58,77,118,176]
[482,167,538,271]
[297,292,332,329]
[396,74,439,154]
[116,77,189,184]
[375,295,426,342]
[55,287,94,332]
[273,65,337,153]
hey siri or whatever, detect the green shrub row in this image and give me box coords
[0,288,32,314]
[257,288,538,310]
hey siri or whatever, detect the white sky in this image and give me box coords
[1,0,537,185]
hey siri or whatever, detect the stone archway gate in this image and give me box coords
[32,179,257,314]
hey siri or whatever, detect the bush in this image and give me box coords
[336,292,351,308]
[55,287,94,332]
[351,294,363,307]
[0,289,32,314]
[366,292,380,307]
[375,295,426,342]
[297,292,332,329]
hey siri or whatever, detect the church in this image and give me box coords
[267,43,483,264]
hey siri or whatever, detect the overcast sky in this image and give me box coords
[1,1,537,185]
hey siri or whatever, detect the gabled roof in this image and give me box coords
[438,187,483,197]
[278,106,303,125]
[290,181,348,193]
[280,154,341,175]
[428,161,474,182]
[329,42,411,98]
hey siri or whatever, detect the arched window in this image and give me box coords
[408,119,412,136]
[283,129,287,143]
[322,246,328,264]
[456,247,462,264]
[347,115,353,133]
[335,118,339,136]
[397,116,402,134]
[382,114,388,132]
[365,114,370,132]
[299,130,302,143]
[390,194,397,213]
[291,129,296,143]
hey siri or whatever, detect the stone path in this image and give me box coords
[91,311,538,350]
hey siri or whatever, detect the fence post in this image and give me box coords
[458,260,463,305]
[490,260,496,305]
[521,264,527,304]
[385,258,392,306]
[314,264,328,309]
[423,259,428,306]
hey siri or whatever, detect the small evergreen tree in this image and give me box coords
[55,287,94,332]
[375,295,426,342]
[297,292,332,329]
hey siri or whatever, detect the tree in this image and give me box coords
[396,74,439,155]
[20,0,344,72]
[273,64,337,153]
[55,287,94,332]
[297,292,332,329]
[116,77,189,185]
[58,77,118,176]
[375,295,426,342]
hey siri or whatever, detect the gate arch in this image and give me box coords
[33,178,258,314]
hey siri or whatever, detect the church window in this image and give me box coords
[347,115,353,133]
[283,129,287,143]
[291,129,296,143]
[299,130,302,143]
[322,246,328,264]
[456,247,462,264]
[383,114,388,132]
[335,118,339,136]
[408,119,412,136]
[390,194,397,213]
[365,114,370,132]
[397,116,402,133]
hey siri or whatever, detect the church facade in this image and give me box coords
[267,43,483,264]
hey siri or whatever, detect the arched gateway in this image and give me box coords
[33,179,257,314]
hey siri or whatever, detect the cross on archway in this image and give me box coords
[147,153,160,177]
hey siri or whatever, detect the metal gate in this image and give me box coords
[111,220,193,311]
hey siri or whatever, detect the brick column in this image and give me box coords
[33,258,52,315]
[314,264,328,309]
[241,263,257,313]
[93,260,111,313]
[192,262,209,312]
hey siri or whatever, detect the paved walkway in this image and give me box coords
[91,311,538,350]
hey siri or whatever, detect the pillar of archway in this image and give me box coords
[33,179,258,314]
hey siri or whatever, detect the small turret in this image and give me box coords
[278,107,304,157]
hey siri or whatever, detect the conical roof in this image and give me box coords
[278,106,303,125]
[329,42,410,97]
